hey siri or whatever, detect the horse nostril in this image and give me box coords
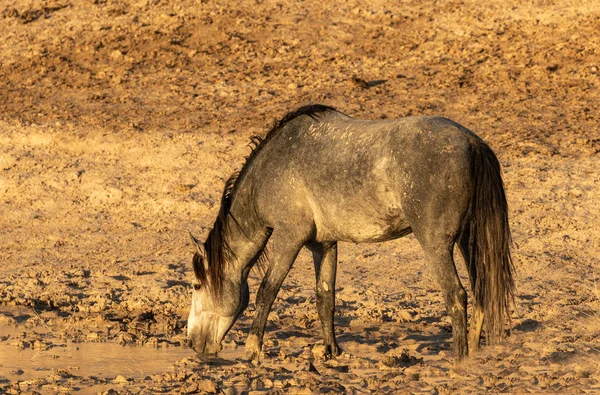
[187,339,194,349]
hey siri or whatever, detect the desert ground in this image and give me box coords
[1,0,599,393]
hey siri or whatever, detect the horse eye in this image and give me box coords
[193,283,201,291]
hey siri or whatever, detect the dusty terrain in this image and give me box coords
[1,0,599,393]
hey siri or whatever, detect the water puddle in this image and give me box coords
[0,341,191,380]
[0,326,244,383]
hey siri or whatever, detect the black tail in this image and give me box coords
[465,138,515,342]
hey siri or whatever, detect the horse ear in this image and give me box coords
[189,232,209,281]
[189,231,206,257]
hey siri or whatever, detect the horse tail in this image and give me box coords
[464,137,515,342]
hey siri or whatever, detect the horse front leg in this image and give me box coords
[245,232,303,360]
[308,241,340,358]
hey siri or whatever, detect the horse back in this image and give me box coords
[250,113,475,244]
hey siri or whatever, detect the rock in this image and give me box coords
[11,340,30,349]
[396,310,414,322]
[32,340,49,350]
[262,378,273,389]
[379,355,401,369]
[273,380,287,388]
[197,379,218,393]
[110,50,124,61]
[113,375,129,384]
[312,344,328,360]
[87,332,99,341]
[183,382,198,393]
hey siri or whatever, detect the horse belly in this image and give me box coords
[315,202,412,244]
[309,156,412,243]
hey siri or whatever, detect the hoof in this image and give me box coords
[313,343,342,360]
[244,334,262,361]
[328,343,342,358]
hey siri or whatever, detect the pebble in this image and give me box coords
[113,375,129,384]
[33,340,49,350]
[197,379,218,393]
[184,382,198,393]
[312,344,328,359]
[379,355,401,368]
[87,332,99,341]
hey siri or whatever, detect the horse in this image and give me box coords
[187,104,514,360]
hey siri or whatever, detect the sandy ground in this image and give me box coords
[1,0,599,393]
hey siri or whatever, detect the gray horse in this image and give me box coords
[188,105,514,360]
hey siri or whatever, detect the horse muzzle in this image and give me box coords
[187,337,223,355]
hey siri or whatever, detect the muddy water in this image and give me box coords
[0,325,248,384]
[0,340,191,380]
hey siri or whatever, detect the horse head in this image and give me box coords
[187,234,249,355]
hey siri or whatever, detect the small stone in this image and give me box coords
[183,382,198,393]
[197,379,218,393]
[110,50,124,60]
[262,378,273,389]
[408,372,421,381]
[569,189,583,198]
[312,344,328,360]
[273,380,286,388]
[33,340,49,351]
[87,332,99,341]
[379,355,401,369]
[113,375,129,384]
[10,340,29,349]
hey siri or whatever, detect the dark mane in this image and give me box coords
[194,104,338,294]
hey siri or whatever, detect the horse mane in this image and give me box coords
[194,104,338,295]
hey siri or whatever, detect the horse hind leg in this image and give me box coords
[307,241,340,358]
[458,225,485,353]
[421,243,468,359]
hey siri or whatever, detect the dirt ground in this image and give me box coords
[1,0,599,393]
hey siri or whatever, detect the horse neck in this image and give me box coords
[222,198,269,279]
